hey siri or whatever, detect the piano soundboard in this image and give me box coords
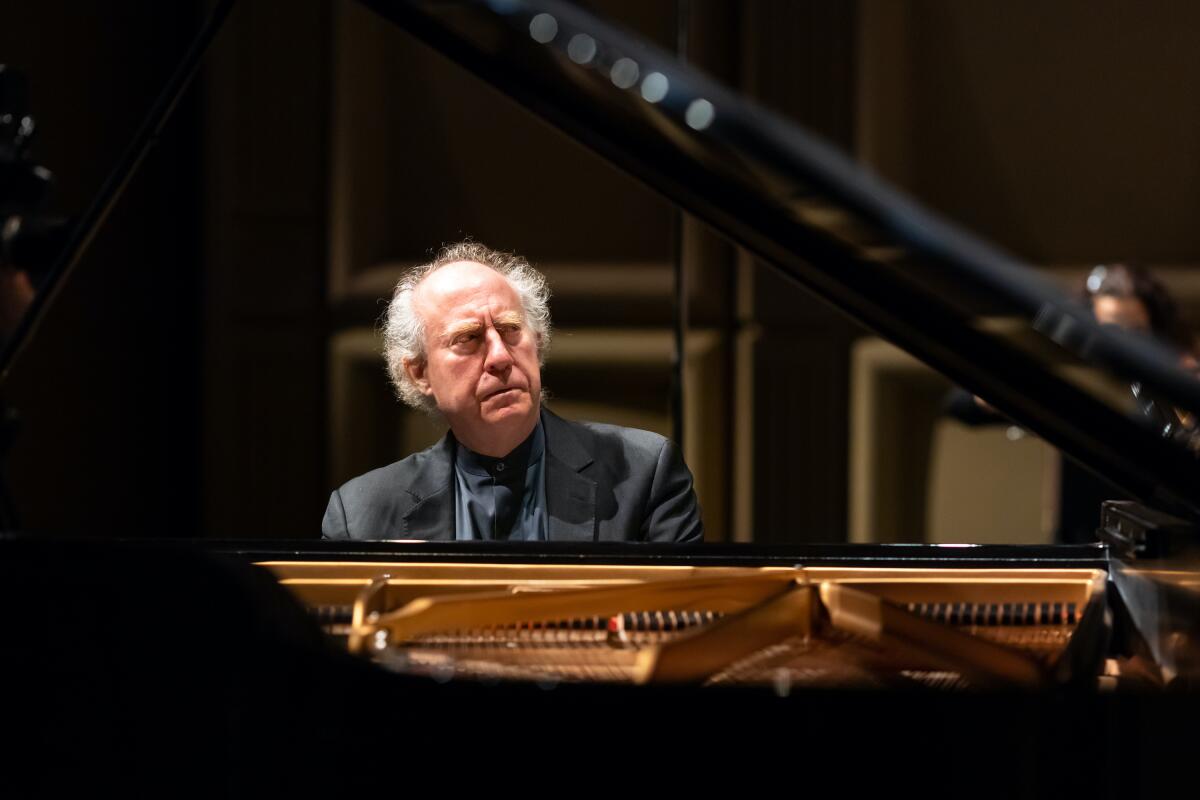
[263,561,1108,691]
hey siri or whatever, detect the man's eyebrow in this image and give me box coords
[442,320,484,340]
[494,311,524,326]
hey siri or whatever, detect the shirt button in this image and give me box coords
[495,462,505,472]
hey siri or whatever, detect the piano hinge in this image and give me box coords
[1098,500,1197,560]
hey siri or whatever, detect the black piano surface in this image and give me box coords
[2,533,1198,797]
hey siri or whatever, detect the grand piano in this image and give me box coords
[3,0,1200,794]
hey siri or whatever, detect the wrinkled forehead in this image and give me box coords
[413,260,523,326]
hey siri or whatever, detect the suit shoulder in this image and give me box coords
[335,440,445,500]
[335,459,408,497]
[571,419,670,455]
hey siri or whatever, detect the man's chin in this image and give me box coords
[480,392,536,422]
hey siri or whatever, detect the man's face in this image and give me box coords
[405,260,542,456]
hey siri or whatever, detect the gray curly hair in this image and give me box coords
[383,241,552,412]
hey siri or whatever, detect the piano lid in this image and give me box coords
[0,1,235,386]
[354,0,1200,524]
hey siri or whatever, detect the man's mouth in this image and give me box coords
[482,387,521,402]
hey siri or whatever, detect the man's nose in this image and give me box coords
[483,328,513,373]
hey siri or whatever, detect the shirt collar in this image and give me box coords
[454,416,544,479]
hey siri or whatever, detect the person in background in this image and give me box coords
[1084,263,1198,443]
[945,263,1197,543]
[1084,263,1194,350]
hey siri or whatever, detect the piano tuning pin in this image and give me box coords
[605,614,631,648]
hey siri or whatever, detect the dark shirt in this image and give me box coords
[452,418,547,541]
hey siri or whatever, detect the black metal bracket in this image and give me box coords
[1099,500,1197,559]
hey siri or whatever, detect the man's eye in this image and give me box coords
[454,333,479,345]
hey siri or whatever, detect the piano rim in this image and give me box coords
[198,539,1113,571]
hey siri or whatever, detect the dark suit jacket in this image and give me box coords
[321,410,703,543]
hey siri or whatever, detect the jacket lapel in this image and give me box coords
[542,410,597,542]
[401,434,455,541]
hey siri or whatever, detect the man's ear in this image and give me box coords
[403,357,434,396]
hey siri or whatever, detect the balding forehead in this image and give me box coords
[412,261,525,337]
[428,259,498,285]
[415,260,512,303]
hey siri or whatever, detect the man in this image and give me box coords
[321,241,703,543]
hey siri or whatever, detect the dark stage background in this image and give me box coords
[5,0,1200,544]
